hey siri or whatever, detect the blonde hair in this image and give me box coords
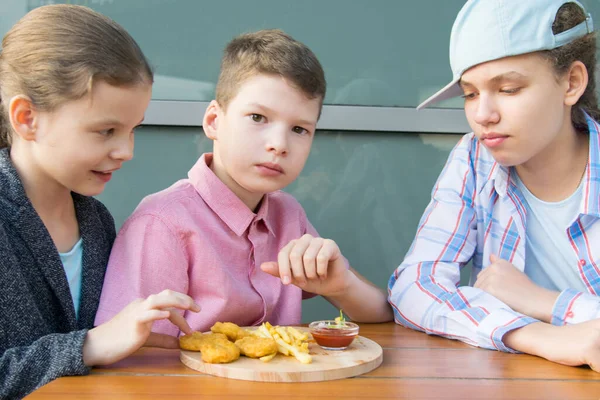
[542,2,599,132]
[215,29,326,114]
[0,4,153,148]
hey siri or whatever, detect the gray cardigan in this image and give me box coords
[0,148,116,399]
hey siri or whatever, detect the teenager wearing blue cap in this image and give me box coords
[389,0,600,370]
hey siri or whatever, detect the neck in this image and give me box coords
[10,145,75,220]
[514,125,588,202]
[209,152,264,212]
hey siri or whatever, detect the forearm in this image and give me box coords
[390,263,540,350]
[0,330,90,399]
[325,270,393,323]
[503,322,550,355]
[519,287,559,323]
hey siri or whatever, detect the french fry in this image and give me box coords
[259,352,277,362]
[243,323,312,362]
[288,326,309,342]
[297,342,309,353]
[275,342,290,356]
[274,337,312,364]
[258,324,273,339]
[276,327,292,344]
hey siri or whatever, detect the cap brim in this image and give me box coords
[417,77,463,110]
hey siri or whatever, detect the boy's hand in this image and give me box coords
[260,234,350,297]
[82,289,200,366]
[474,254,558,322]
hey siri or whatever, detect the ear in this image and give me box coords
[9,95,38,142]
[563,61,588,107]
[202,100,222,141]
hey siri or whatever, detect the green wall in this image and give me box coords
[96,127,461,321]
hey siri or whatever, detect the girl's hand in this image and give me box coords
[474,254,558,322]
[504,320,600,372]
[82,289,200,366]
[260,234,351,297]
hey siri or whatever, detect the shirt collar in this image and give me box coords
[187,153,274,236]
[490,113,600,217]
[582,113,600,217]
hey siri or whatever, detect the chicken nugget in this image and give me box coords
[200,340,240,363]
[211,321,250,341]
[235,336,278,358]
[179,332,229,351]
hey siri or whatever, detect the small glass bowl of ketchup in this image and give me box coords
[309,320,359,350]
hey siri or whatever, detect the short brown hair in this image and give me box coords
[541,2,599,133]
[215,29,326,114]
[0,4,153,148]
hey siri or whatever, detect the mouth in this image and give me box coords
[257,162,284,173]
[92,168,118,183]
[480,133,509,148]
[256,162,285,176]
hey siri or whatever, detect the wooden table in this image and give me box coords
[26,323,600,399]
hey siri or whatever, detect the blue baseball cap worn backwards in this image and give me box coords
[418,0,594,110]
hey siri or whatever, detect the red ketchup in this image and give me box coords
[309,320,359,351]
[311,329,357,349]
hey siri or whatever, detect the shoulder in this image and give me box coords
[119,179,207,235]
[135,179,204,217]
[265,191,311,234]
[267,190,307,216]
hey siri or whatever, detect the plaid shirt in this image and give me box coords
[388,114,600,352]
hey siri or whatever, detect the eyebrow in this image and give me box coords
[247,103,316,127]
[460,71,528,88]
[89,117,145,127]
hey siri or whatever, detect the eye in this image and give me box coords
[250,114,265,123]
[461,92,477,100]
[292,126,309,135]
[98,128,115,136]
[500,87,521,94]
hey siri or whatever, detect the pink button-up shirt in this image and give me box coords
[95,153,318,335]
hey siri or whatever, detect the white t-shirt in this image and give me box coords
[514,171,587,292]
[59,237,83,320]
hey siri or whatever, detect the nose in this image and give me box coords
[265,126,288,156]
[111,132,134,162]
[472,94,500,127]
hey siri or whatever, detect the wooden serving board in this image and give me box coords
[180,327,383,382]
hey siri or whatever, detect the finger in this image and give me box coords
[490,254,499,264]
[144,290,201,313]
[144,332,180,349]
[588,359,600,373]
[288,236,313,284]
[302,238,324,280]
[473,267,488,289]
[168,309,194,335]
[136,309,171,325]
[260,261,280,277]
[277,240,296,285]
[474,272,493,293]
[316,239,339,279]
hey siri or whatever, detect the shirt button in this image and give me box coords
[579,259,587,267]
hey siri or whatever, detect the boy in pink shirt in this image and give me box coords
[95,29,392,337]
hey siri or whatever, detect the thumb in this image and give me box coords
[260,261,280,277]
[490,254,499,263]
